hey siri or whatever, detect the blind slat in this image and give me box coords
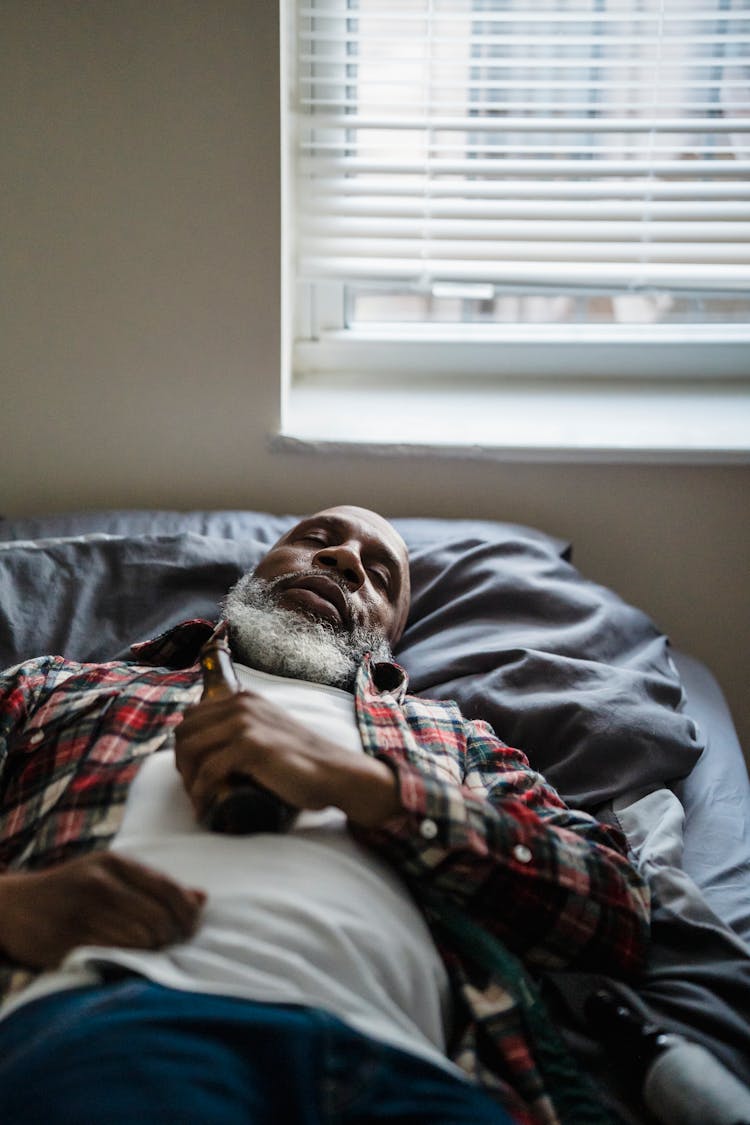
[301,97,750,114]
[298,255,750,290]
[299,5,750,23]
[299,35,750,49]
[302,49,749,67]
[301,218,750,242]
[305,198,750,219]
[300,114,750,134]
[308,178,750,200]
[300,236,750,263]
[302,156,750,177]
[303,144,743,159]
[302,78,749,92]
[302,51,750,68]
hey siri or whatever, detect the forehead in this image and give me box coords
[282,507,407,569]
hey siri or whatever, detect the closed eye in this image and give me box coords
[368,565,391,591]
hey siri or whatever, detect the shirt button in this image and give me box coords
[419,818,438,840]
[513,844,533,864]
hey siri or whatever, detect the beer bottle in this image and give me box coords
[198,637,298,835]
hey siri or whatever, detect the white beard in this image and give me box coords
[221,572,391,691]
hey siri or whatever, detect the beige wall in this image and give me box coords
[2,2,748,755]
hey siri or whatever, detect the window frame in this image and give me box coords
[281,0,750,460]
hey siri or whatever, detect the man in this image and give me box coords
[0,506,649,1124]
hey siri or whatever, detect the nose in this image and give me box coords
[313,542,366,590]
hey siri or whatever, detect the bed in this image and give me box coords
[1,508,748,1123]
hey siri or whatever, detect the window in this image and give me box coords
[285,0,750,385]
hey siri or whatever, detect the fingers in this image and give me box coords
[103,853,206,940]
[173,692,350,816]
[70,854,204,950]
[181,690,262,730]
[178,690,268,736]
[188,749,259,820]
[175,693,267,789]
[176,715,242,788]
[0,853,208,970]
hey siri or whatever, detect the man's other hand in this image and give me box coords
[0,852,206,970]
[174,692,401,829]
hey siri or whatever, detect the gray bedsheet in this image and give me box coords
[672,651,750,941]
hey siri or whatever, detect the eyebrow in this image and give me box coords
[292,515,404,590]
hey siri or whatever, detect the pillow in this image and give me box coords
[0,511,299,548]
[400,533,702,807]
[0,533,258,669]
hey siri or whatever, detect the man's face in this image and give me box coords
[253,505,410,646]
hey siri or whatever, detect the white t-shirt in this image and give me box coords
[2,666,456,1074]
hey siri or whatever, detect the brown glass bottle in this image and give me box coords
[198,637,298,835]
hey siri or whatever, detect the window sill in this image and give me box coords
[278,379,750,464]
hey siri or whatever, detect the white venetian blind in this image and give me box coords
[291,0,750,325]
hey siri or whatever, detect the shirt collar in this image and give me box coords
[130,618,217,668]
[131,618,410,698]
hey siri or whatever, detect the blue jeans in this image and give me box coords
[0,978,518,1124]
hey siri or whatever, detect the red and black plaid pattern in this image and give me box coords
[0,621,649,1124]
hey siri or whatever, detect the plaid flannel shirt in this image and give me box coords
[0,619,649,1124]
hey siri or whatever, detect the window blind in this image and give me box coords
[291,0,750,305]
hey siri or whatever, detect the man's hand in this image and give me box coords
[174,691,401,829]
[0,853,206,970]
